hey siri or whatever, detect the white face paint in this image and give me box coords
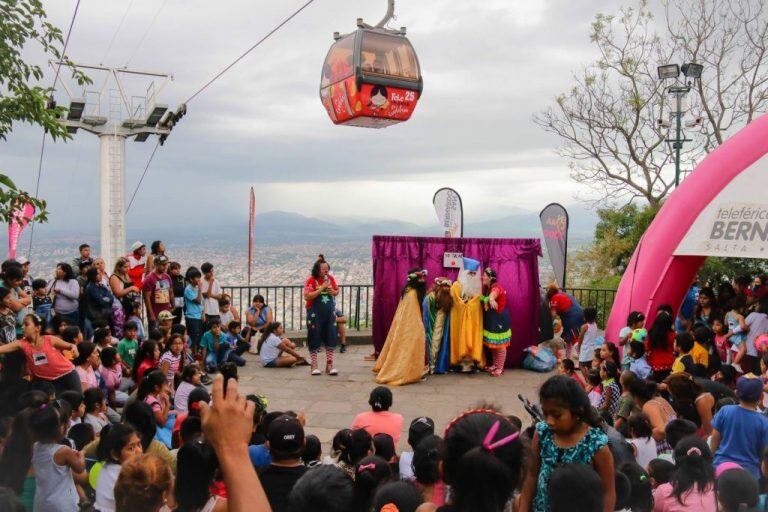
[458,270,482,299]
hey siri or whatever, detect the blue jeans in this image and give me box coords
[205,344,246,372]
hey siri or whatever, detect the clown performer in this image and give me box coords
[423,277,453,374]
[373,269,427,386]
[480,268,512,376]
[304,256,339,376]
[449,258,485,372]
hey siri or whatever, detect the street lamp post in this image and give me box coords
[657,62,703,187]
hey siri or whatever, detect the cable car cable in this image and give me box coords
[99,0,135,66]
[124,0,167,67]
[184,0,317,104]
[27,0,82,257]
[125,140,160,215]
[125,0,317,216]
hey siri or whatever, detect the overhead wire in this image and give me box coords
[27,0,82,257]
[124,0,317,214]
[184,0,317,104]
[124,0,167,67]
[99,0,135,65]
[125,140,160,214]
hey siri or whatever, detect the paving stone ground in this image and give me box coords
[235,344,552,452]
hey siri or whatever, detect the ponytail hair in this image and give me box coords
[257,322,282,353]
[137,370,166,401]
[443,410,523,512]
[353,455,392,512]
[670,436,714,505]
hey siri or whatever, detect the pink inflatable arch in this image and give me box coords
[606,113,768,341]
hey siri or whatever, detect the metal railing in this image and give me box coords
[223,285,373,332]
[222,284,619,332]
[563,287,618,329]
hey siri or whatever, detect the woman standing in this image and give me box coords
[145,240,167,274]
[110,258,141,336]
[126,242,147,289]
[645,312,676,382]
[546,284,584,347]
[0,314,81,395]
[304,256,339,376]
[481,268,512,377]
[83,267,114,329]
[50,263,81,326]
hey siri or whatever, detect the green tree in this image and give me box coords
[0,0,90,225]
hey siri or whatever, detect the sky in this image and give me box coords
[2,0,620,235]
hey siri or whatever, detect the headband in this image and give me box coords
[408,270,427,280]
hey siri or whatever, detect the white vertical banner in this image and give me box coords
[432,187,463,237]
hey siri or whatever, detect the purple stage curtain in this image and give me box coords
[372,236,542,367]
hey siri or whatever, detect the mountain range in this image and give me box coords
[10,204,600,247]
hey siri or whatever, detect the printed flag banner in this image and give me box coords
[539,203,569,287]
[248,187,255,284]
[8,203,35,260]
[432,187,463,237]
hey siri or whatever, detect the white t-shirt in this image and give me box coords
[175,381,198,413]
[220,310,235,328]
[399,451,415,480]
[260,334,282,366]
[200,277,222,316]
[579,323,599,362]
[628,437,657,469]
[95,462,121,512]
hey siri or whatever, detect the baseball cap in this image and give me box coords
[16,257,29,265]
[157,310,174,321]
[267,415,305,454]
[408,416,435,448]
[154,254,168,265]
[736,374,763,402]
[130,241,145,252]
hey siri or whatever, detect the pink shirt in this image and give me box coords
[653,483,716,512]
[19,335,74,380]
[99,364,123,392]
[351,411,403,445]
[75,365,98,389]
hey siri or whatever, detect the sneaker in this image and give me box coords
[311,368,322,376]
[339,344,347,353]
[328,368,339,376]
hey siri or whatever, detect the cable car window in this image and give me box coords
[361,31,419,81]
[321,35,355,87]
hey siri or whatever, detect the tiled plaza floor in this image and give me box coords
[235,344,552,452]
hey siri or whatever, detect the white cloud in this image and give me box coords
[2,0,614,232]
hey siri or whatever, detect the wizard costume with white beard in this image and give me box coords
[449,257,485,371]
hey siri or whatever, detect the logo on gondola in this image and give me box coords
[368,85,390,111]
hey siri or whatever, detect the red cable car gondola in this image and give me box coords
[320,1,423,128]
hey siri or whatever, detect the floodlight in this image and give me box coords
[145,104,168,126]
[67,99,86,120]
[657,64,680,80]
[681,63,703,79]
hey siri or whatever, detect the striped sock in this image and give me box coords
[326,347,335,367]
[310,351,318,368]
[493,348,507,372]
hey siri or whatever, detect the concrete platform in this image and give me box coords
[234,344,552,453]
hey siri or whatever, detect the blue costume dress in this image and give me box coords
[422,293,451,374]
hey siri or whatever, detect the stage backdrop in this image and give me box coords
[372,236,542,367]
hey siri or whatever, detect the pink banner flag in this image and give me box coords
[8,203,35,260]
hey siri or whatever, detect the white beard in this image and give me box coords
[458,271,482,300]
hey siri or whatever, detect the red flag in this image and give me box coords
[248,187,255,284]
[8,203,35,259]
